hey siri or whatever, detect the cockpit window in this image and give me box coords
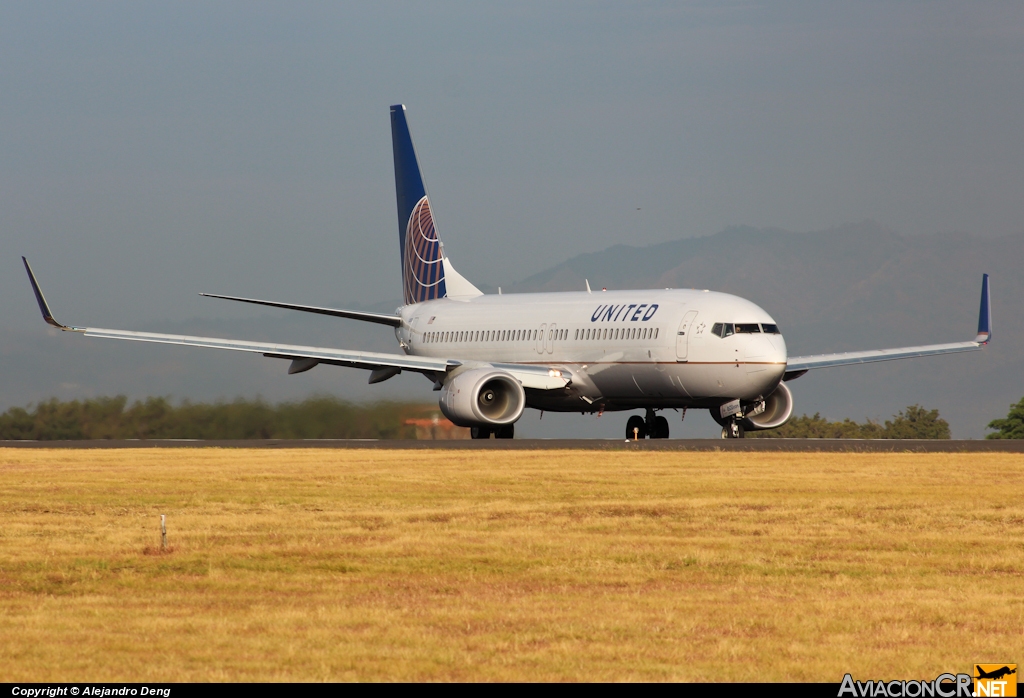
[735,323,761,333]
[711,323,734,338]
[761,323,780,334]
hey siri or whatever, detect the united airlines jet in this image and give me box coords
[22,105,992,439]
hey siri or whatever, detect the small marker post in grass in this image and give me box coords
[160,514,167,551]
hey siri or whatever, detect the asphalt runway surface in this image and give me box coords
[2,439,1022,452]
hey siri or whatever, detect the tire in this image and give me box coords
[720,424,745,439]
[652,415,670,439]
[470,426,491,439]
[626,415,647,440]
[495,424,515,439]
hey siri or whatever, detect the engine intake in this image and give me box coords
[742,381,794,431]
[439,368,526,427]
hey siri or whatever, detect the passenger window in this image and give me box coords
[654,328,659,339]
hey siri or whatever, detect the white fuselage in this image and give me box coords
[397,289,787,412]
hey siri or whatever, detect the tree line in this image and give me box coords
[0,396,439,440]
[1,395,1021,440]
[749,404,952,439]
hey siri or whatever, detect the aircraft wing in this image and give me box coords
[22,258,569,391]
[784,274,991,381]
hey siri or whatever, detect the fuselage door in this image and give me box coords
[536,323,547,354]
[676,310,698,361]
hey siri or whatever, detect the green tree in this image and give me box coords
[0,395,428,440]
[880,404,950,439]
[986,396,1024,439]
[751,404,948,439]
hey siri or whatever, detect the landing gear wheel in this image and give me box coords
[471,426,492,440]
[494,424,515,439]
[720,422,745,439]
[626,415,647,440]
[652,415,670,439]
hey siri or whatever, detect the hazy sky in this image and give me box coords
[3,3,1023,335]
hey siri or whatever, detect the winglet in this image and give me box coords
[22,257,75,330]
[975,273,992,344]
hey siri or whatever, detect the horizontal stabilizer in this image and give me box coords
[200,293,402,327]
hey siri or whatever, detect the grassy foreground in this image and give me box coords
[0,449,1021,682]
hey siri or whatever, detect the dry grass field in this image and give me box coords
[0,448,1021,682]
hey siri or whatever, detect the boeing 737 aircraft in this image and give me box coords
[23,105,992,439]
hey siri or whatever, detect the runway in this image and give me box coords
[2,439,1022,451]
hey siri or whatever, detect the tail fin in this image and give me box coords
[390,104,481,304]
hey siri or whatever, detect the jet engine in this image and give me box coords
[710,382,795,433]
[741,381,794,431]
[439,368,526,427]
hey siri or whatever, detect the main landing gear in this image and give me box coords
[471,425,515,439]
[626,408,669,440]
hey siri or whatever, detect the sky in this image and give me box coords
[2,1,1023,435]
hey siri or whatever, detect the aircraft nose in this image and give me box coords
[769,333,788,364]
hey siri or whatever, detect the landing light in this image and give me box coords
[548,369,562,378]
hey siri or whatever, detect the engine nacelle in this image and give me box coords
[439,368,526,427]
[741,381,794,431]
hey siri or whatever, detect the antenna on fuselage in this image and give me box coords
[585,279,592,294]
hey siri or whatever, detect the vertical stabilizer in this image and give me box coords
[390,105,481,304]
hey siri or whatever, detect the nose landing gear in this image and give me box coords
[626,409,670,440]
[720,421,745,439]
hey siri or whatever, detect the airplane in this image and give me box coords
[975,666,1016,681]
[22,104,993,440]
